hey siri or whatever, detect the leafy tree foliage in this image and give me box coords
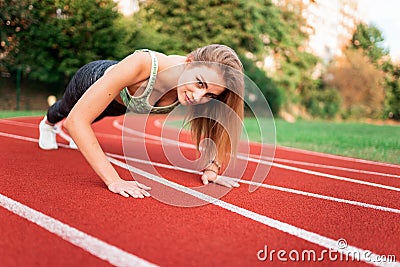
[133,0,317,114]
[136,0,281,56]
[325,49,385,119]
[2,0,124,86]
[350,23,400,120]
[301,77,341,120]
[271,4,319,105]
[384,63,400,120]
[351,23,389,64]
[2,0,319,117]
[0,0,34,72]
[240,56,282,114]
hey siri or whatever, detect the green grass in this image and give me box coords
[0,110,45,119]
[2,110,399,165]
[245,118,400,165]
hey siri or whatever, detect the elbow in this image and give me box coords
[64,114,91,133]
[64,115,77,133]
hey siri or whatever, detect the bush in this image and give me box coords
[324,49,385,119]
[303,86,341,119]
[240,56,282,115]
[385,65,400,120]
[4,0,124,87]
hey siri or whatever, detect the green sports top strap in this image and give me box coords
[119,49,178,114]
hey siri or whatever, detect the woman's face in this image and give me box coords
[177,65,226,106]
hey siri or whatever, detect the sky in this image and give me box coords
[359,0,400,61]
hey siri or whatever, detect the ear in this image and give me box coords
[185,55,193,63]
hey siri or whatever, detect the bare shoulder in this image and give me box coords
[120,51,153,73]
[154,52,186,71]
[104,51,153,87]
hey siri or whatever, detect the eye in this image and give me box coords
[205,93,218,99]
[196,78,205,88]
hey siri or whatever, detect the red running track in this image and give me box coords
[0,116,399,267]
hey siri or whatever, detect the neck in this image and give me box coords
[157,56,186,94]
[151,56,186,104]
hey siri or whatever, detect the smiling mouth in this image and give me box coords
[185,93,194,104]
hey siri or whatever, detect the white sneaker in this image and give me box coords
[39,116,58,150]
[69,138,78,149]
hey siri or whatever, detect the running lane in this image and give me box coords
[0,117,399,266]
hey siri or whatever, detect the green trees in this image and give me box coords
[350,23,389,64]
[240,55,282,114]
[131,0,317,115]
[325,49,385,118]
[135,0,276,56]
[270,4,319,110]
[2,1,397,120]
[324,22,400,120]
[2,0,123,86]
[1,0,34,72]
[384,60,400,120]
[1,0,319,116]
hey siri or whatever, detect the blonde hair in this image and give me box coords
[185,44,244,168]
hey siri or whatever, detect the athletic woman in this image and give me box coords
[38,44,244,198]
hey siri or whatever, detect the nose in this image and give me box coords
[192,88,207,101]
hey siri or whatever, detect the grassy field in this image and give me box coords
[1,111,399,165]
[0,110,45,119]
[245,118,400,165]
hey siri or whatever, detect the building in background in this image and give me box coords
[273,0,362,62]
[114,0,140,16]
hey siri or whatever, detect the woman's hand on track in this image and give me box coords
[201,171,240,188]
[108,179,151,198]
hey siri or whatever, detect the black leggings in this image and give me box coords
[47,60,127,124]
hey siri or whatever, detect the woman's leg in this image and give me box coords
[39,60,124,149]
[46,60,116,124]
[39,75,82,149]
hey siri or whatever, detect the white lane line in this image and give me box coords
[0,132,156,266]
[153,117,400,169]
[97,132,168,146]
[106,152,400,214]
[0,118,158,147]
[109,157,400,267]
[5,129,398,215]
[0,194,157,267]
[0,131,70,149]
[0,124,400,213]
[0,119,152,145]
[3,117,398,176]
[239,180,400,214]
[1,128,399,265]
[63,118,400,179]
[110,127,400,179]
[115,120,400,191]
[260,155,400,179]
[55,122,74,143]
[56,124,162,146]
[0,132,39,143]
[0,119,38,128]
[108,153,201,175]
[96,121,400,179]
[117,121,400,178]
[241,155,400,193]
[113,120,194,149]
[277,145,400,169]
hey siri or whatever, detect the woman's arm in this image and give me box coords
[200,158,239,188]
[64,52,152,197]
